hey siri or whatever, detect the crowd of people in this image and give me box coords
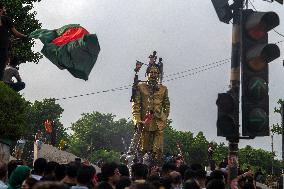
[0,155,264,189]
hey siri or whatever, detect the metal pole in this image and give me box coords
[271,134,274,175]
[91,137,93,161]
[228,0,243,184]
[281,103,284,173]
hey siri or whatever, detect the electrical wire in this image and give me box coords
[248,0,257,11]
[163,58,230,79]
[53,35,284,101]
[54,60,230,101]
[52,19,284,102]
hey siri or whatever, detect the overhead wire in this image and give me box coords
[53,1,284,101]
[54,36,284,101]
[54,59,231,101]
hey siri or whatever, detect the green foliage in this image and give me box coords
[92,149,120,163]
[68,111,281,176]
[212,142,228,163]
[164,121,208,165]
[69,112,133,161]
[25,98,66,140]
[0,0,42,63]
[21,98,67,164]
[189,132,209,164]
[238,145,282,175]
[271,99,284,135]
[0,82,29,140]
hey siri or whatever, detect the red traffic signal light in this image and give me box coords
[245,12,279,40]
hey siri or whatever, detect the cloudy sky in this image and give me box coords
[20,0,284,158]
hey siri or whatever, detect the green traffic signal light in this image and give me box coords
[248,108,269,133]
[247,77,268,101]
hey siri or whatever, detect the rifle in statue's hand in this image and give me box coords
[130,60,143,102]
[130,74,140,102]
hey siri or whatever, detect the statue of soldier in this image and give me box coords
[132,62,170,163]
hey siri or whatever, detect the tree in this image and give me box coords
[212,142,228,163]
[164,121,209,165]
[21,98,67,164]
[271,99,284,135]
[92,149,120,164]
[27,98,66,140]
[0,82,30,163]
[0,0,42,63]
[189,132,209,164]
[0,82,30,140]
[238,145,282,176]
[69,112,133,162]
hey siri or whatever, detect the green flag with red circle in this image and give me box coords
[30,24,100,80]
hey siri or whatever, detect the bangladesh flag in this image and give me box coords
[30,24,100,80]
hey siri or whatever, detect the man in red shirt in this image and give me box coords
[44,120,53,145]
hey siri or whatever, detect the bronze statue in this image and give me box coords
[131,51,170,163]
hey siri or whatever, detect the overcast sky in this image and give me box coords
[20,0,284,158]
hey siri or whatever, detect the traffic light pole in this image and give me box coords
[281,102,284,173]
[228,0,243,185]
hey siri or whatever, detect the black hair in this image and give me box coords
[178,164,189,180]
[209,170,225,181]
[44,161,59,176]
[77,165,96,185]
[243,182,255,189]
[97,181,113,189]
[133,183,156,189]
[33,181,69,189]
[118,164,129,177]
[0,161,7,179]
[55,164,66,181]
[160,176,173,189]
[0,3,4,9]
[101,162,119,181]
[183,179,200,189]
[161,162,176,174]
[33,158,47,174]
[65,161,80,178]
[131,163,148,179]
[116,176,131,189]
[184,168,195,181]
[206,179,225,189]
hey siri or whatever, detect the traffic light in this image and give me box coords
[274,0,283,5]
[241,9,280,136]
[211,0,233,24]
[216,92,239,138]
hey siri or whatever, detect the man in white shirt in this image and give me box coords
[3,56,25,92]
